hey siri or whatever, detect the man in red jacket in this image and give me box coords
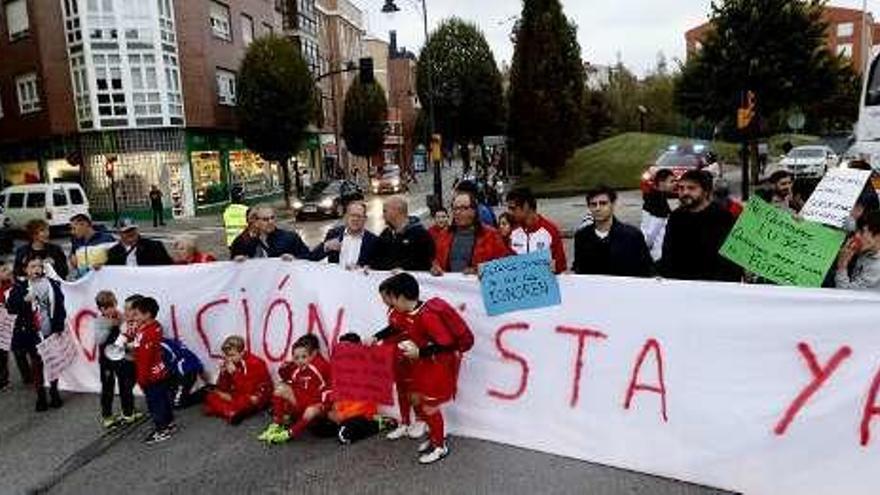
[129,297,176,444]
[203,335,272,424]
[431,191,511,276]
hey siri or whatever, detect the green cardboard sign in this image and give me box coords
[720,197,845,287]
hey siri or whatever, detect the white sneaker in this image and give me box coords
[385,424,409,440]
[418,444,449,464]
[417,438,432,454]
[406,421,427,439]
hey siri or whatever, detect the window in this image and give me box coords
[241,14,254,46]
[53,188,69,207]
[262,22,273,36]
[0,194,6,208]
[16,73,41,114]
[216,69,236,105]
[8,193,24,208]
[5,0,29,41]
[210,1,231,41]
[838,43,854,59]
[69,188,85,205]
[838,22,854,38]
[26,192,46,208]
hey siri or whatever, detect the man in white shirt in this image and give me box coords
[310,201,378,269]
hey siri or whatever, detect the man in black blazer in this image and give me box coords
[310,201,378,269]
[106,218,173,267]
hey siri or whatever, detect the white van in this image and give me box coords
[0,183,90,229]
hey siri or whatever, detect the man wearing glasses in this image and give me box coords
[572,185,653,277]
[431,191,510,276]
[230,205,310,261]
[309,201,378,269]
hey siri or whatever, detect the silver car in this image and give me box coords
[779,145,839,178]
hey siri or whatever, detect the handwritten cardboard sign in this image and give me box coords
[330,343,394,405]
[801,168,871,228]
[36,328,79,383]
[480,251,562,316]
[0,307,15,352]
[721,197,846,287]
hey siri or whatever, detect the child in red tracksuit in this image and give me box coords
[373,306,427,441]
[378,272,471,465]
[203,335,272,425]
[129,297,176,444]
[258,334,331,444]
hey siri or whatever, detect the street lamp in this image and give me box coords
[382,0,442,207]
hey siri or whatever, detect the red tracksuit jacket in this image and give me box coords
[278,354,332,407]
[215,352,272,402]
[133,320,168,388]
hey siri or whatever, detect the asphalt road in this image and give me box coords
[0,383,733,495]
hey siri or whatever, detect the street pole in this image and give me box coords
[421,0,442,205]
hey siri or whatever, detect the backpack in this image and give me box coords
[425,298,474,353]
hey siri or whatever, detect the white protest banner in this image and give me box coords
[36,328,79,383]
[57,261,880,495]
[0,306,14,351]
[801,168,871,228]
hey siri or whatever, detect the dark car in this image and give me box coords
[293,180,364,221]
[640,143,723,194]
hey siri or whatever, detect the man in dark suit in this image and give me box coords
[106,218,173,267]
[310,201,378,269]
[229,205,310,260]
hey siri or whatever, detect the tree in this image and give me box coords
[581,88,613,144]
[342,77,388,166]
[675,0,840,129]
[237,35,315,205]
[416,18,504,169]
[508,0,585,176]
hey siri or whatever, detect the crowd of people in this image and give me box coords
[1,166,878,464]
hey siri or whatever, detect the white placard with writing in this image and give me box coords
[36,328,79,383]
[0,307,15,351]
[801,168,871,227]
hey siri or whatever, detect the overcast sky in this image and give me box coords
[360,0,871,75]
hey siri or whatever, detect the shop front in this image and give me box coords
[186,130,284,215]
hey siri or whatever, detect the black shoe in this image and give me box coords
[35,397,48,412]
[49,396,63,409]
[143,429,173,445]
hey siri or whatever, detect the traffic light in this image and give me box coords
[359,57,374,85]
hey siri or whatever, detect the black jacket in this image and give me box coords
[371,218,435,271]
[660,202,742,282]
[6,277,66,351]
[13,243,69,280]
[229,228,310,259]
[107,237,173,266]
[572,219,653,277]
[310,225,379,266]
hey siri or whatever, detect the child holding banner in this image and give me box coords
[378,273,474,464]
[6,255,66,411]
[259,335,332,444]
[203,335,272,424]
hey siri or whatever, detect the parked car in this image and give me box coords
[779,145,838,179]
[0,206,11,254]
[371,166,407,195]
[640,143,723,193]
[0,183,90,230]
[292,180,363,220]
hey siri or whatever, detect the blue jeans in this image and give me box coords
[144,381,174,430]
